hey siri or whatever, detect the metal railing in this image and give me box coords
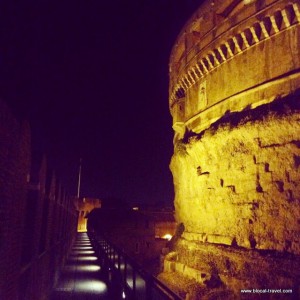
[89,232,183,300]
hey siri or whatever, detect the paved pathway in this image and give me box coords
[51,232,110,300]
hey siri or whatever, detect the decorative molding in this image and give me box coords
[170,2,300,104]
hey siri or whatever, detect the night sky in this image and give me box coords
[1,0,202,205]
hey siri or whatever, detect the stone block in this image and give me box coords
[258,171,274,191]
[183,265,199,280]
[165,251,178,261]
[206,234,234,246]
[175,262,185,273]
[164,260,175,272]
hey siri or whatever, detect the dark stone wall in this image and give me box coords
[0,99,77,300]
[0,100,29,299]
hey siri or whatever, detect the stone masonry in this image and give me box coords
[159,0,300,299]
[0,99,77,300]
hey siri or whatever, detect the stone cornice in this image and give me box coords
[169,1,300,108]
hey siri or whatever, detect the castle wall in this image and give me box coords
[0,99,77,300]
[171,105,300,253]
[0,100,30,299]
[74,197,101,232]
[170,0,300,138]
[162,0,300,298]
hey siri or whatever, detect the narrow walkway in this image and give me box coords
[51,232,109,300]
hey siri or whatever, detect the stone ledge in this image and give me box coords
[185,71,300,134]
[182,232,235,246]
[158,271,236,300]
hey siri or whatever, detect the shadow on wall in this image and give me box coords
[0,99,77,300]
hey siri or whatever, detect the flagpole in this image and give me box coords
[77,158,82,198]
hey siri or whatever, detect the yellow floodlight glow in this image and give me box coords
[162,234,172,241]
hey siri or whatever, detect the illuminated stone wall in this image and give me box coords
[161,0,300,298]
[170,0,300,139]
[171,107,300,253]
[88,208,176,274]
[74,197,101,232]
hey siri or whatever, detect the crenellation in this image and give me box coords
[225,40,234,57]
[294,2,300,22]
[232,35,243,52]
[200,59,209,73]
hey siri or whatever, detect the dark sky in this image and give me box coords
[0,0,202,205]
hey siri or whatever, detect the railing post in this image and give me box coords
[111,247,114,265]
[145,275,152,300]
[124,257,127,287]
[118,252,121,270]
[132,267,136,297]
[96,235,183,300]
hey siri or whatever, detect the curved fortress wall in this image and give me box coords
[170,0,300,135]
[163,0,300,297]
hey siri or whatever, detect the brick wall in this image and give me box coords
[0,99,77,300]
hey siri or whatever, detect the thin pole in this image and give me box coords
[77,158,82,198]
